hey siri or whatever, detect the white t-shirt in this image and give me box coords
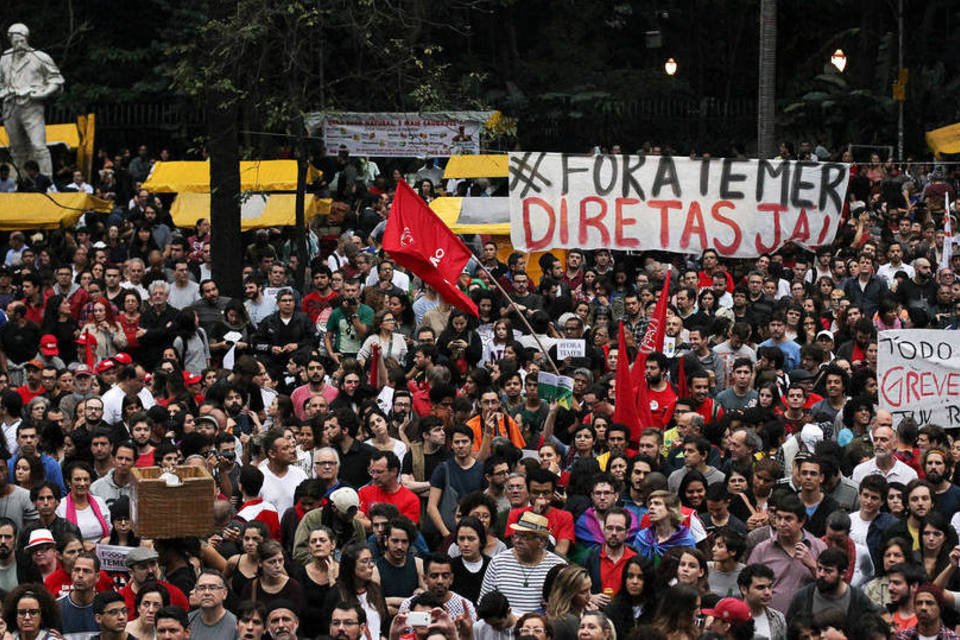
[753,610,770,640]
[56,495,112,541]
[849,511,872,546]
[256,462,307,515]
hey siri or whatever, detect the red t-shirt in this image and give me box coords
[599,545,638,595]
[44,567,115,598]
[646,384,678,429]
[503,506,575,542]
[120,580,189,620]
[358,484,421,524]
[17,384,45,405]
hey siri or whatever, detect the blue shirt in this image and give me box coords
[8,452,65,494]
[759,337,801,372]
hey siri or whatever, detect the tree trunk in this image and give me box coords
[206,89,243,299]
[757,0,777,158]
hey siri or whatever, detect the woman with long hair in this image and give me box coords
[13,455,44,492]
[357,309,408,370]
[481,319,514,367]
[363,409,406,460]
[678,471,708,515]
[80,297,127,362]
[128,224,159,262]
[863,536,915,608]
[171,309,210,375]
[546,565,593,640]
[917,511,957,581]
[55,461,110,543]
[118,289,144,356]
[224,522,267,598]
[102,497,139,547]
[437,310,482,375]
[449,516,490,603]
[386,294,416,339]
[41,295,78,364]
[3,584,62,640]
[604,556,656,638]
[125,581,169,640]
[564,424,598,472]
[322,542,388,640]
[451,493,506,558]
[651,583,701,640]
[240,539,305,613]
[293,526,339,639]
[662,547,710,594]
[634,490,695,562]
[796,311,821,345]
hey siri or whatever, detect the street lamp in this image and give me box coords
[664,58,678,76]
[830,49,847,72]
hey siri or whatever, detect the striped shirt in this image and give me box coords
[479,549,565,614]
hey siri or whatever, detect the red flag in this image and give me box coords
[383,181,478,316]
[677,355,689,399]
[76,332,96,369]
[638,269,671,355]
[613,322,641,443]
[369,343,381,388]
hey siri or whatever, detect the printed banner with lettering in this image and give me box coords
[305,111,494,157]
[508,153,850,258]
[878,330,960,428]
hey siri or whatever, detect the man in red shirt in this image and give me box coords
[585,507,636,599]
[688,370,724,425]
[301,265,338,325]
[118,547,190,620]
[358,450,420,526]
[16,360,46,404]
[645,353,677,429]
[503,468,574,557]
[235,465,281,540]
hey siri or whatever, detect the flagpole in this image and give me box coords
[474,262,562,376]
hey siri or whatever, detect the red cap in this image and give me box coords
[183,371,202,385]
[114,353,133,366]
[24,359,45,370]
[74,365,94,377]
[95,360,116,374]
[39,335,59,356]
[702,598,752,624]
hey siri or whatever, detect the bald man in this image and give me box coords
[851,413,919,484]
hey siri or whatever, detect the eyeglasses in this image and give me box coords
[195,584,225,592]
[17,609,40,617]
[314,461,337,467]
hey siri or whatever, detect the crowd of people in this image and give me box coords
[0,143,954,640]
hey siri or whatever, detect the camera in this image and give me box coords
[342,297,358,306]
[407,612,431,627]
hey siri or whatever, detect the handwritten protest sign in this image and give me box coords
[96,544,132,573]
[508,154,850,258]
[878,330,960,427]
[556,339,586,359]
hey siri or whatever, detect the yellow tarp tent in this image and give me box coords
[0,193,111,230]
[443,155,508,179]
[0,123,80,149]
[926,123,960,157]
[143,160,301,193]
[430,197,511,235]
[170,193,332,231]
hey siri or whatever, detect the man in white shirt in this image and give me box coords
[102,365,156,427]
[851,415,918,485]
[876,240,915,286]
[257,429,307,515]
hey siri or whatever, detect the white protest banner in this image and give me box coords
[304,111,494,157]
[96,544,132,573]
[556,339,586,359]
[508,153,850,258]
[878,329,960,428]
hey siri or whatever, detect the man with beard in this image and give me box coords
[257,429,307,516]
[585,507,636,601]
[325,410,374,490]
[397,553,477,621]
[0,517,28,591]
[922,448,960,517]
[896,257,938,313]
[576,474,638,551]
[187,569,236,640]
[644,352,677,429]
[19,482,80,553]
[290,357,337,422]
[884,563,923,632]
[375,517,424,614]
[119,547,190,619]
[900,584,957,640]
[292,487,365,564]
[503,468,574,557]
[884,480,935,549]
[786,547,878,619]
[852,418,918,485]
[90,441,136,508]
[327,603,366,640]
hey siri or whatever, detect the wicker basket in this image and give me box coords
[130,466,215,539]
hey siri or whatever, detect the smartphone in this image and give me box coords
[407,612,431,627]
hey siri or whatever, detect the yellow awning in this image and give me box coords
[926,123,960,157]
[170,193,331,230]
[0,193,111,230]
[143,160,301,193]
[0,123,82,149]
[430,197,511,235]
[443,155,508,179]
